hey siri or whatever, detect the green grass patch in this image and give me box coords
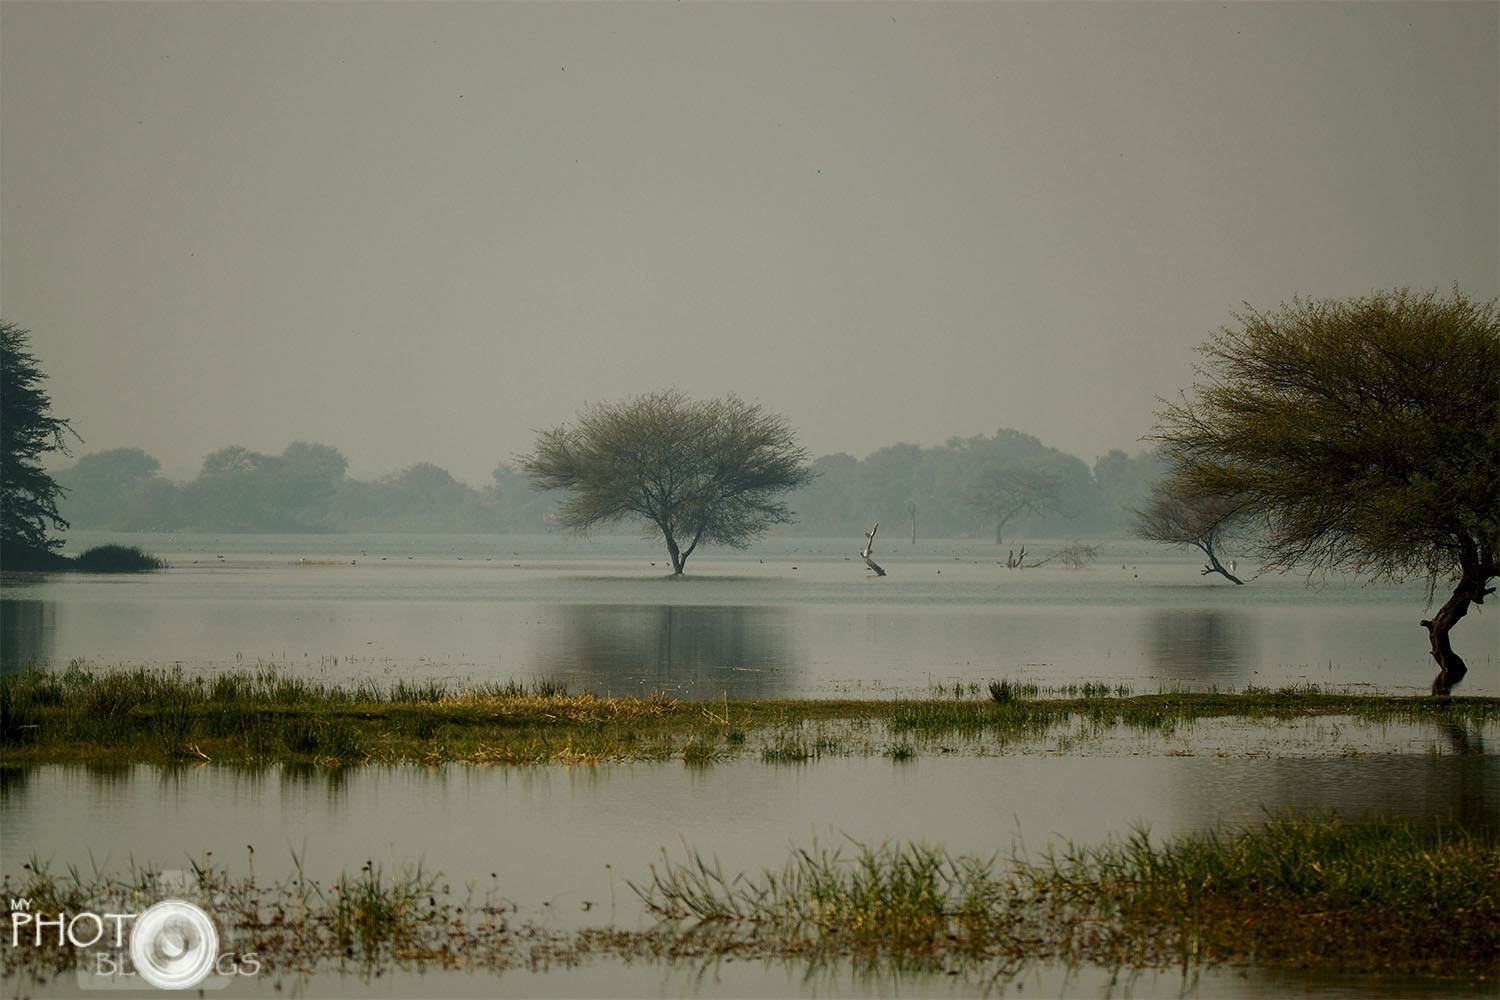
[629,813,1499,980]
[0,666,1494,766]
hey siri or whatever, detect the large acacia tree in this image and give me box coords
[1151,287,1498,694]
[2,321,76,564]
[521,390,815,574]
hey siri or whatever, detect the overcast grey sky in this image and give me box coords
[3,1,1496,486]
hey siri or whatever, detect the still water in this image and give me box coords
[2,533,1497,998]
[3,532,1494,697]
[3,734,1496,998]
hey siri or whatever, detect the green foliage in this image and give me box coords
[1153,287,1499,689]
[0,322,75,560]
[1154,287,1498,588]
[522,390,815,573]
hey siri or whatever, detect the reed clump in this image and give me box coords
[629,813,1499,980]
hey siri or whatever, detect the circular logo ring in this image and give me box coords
[129,899,219,990]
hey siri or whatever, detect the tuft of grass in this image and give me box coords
[761,730,813,763]
[631,814,1499,978]
[324,860,437,958]
[885,740,915,761]
[681,737,719,767]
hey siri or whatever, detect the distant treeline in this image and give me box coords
[55,430,1161,539]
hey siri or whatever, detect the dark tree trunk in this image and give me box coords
[1423,591,1471,695]
[663,524,702,575]
[1422,543,1496,696]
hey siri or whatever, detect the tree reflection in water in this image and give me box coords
[1145,609,1257,688]
[529,604,799,700]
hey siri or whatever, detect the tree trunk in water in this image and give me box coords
[1422,582,1477,695]
[1421,534,1499,695]
[665,535,685,575]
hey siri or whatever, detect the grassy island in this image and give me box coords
[1,665,1494,767]
[1,543,166,573]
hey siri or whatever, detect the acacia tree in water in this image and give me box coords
[1151,287,1498,694]
[1132,477,1247,585]
[521,390,815,575]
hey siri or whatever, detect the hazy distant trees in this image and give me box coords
[53,428,1165,540]
[55,448,162,527]
[489,463,560,528]
[1,321,75,564]
[336,462,504,532]
[184,443,348,531]
[522,390,815,574]
[1094,448,1164,522]
[964,461,1065,544]
[57,447,546,534]
[1150,287,1498,694]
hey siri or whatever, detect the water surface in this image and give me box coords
[4,533,1490,698]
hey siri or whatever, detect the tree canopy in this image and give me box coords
[1,321,76,563]
[521,390,815,574]
[1150,287,1498,692]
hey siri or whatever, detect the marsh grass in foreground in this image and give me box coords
[0,665,1494,766]
[3,814,1493,987]
[630,813,1498,981]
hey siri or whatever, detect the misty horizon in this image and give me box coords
[3,2,1494,489]
[47,418,1155,490]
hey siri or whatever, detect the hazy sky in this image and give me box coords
[3,1,1496,486]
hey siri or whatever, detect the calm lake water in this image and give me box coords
[2,532,1497,998]
[3,532,1494,697]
